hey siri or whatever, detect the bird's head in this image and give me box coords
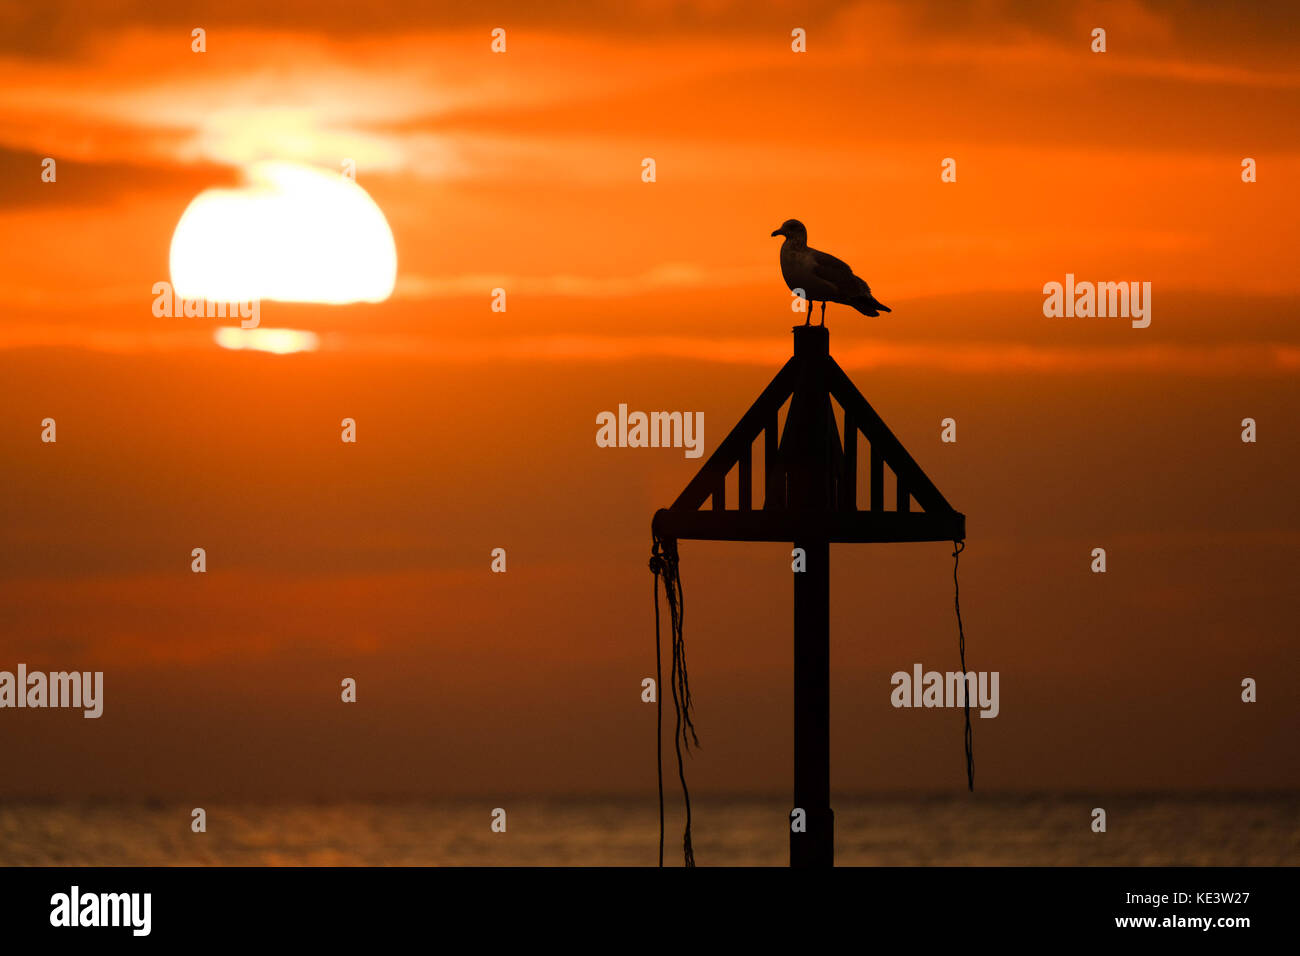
[770,219,807,243]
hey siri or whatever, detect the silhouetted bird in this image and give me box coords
[771,219,891,325]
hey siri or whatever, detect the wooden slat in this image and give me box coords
[870,445,883,512]
[739,444,752,511]
[671,359,799,512]
[843,411,857,510]
[827,359,955,515]
[764,409,782,509]
[826,398,845,492]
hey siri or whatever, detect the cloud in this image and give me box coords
[393,263,766,300]
[0,147,238,209]
[2,10,1297,188]
[342,336,1300,376]
[7,324,1293,378]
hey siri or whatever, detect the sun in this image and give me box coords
[169,161,397,305]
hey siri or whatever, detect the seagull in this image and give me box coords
[770,219,891,326]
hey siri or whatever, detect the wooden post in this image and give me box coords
[650,322,964,868]
[785,326,834,866]
[792,535,832,866]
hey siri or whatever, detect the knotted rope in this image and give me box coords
[953,539,974,791]
[650,534,698,866]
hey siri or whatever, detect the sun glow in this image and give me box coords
[170,161,397,305]
[213,327,320,354]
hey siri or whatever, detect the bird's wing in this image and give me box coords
[810,247,871,296]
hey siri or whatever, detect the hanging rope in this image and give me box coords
[651,560,664,866]
[953,539,974,791]
[650,534,698,866]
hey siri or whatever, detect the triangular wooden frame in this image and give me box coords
[652,327,965,544]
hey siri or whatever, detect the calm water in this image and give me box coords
[1,793,1295,866]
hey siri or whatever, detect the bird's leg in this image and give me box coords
[804,300,812,326]
[820,301,827,326]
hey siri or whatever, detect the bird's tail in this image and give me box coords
[849,294,891,316]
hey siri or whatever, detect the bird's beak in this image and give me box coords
[770,228,783,237]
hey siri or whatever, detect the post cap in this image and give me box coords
[792,324,829,358]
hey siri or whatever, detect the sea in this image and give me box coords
[1,793,1295,866]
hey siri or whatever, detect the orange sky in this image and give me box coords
[0,0,1297,799]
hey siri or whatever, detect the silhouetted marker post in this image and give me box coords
[652,324,965,867]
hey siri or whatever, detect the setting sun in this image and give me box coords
[169,161,397,305]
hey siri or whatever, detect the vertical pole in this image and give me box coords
[791,535,832,866]
[784,325,834,867]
